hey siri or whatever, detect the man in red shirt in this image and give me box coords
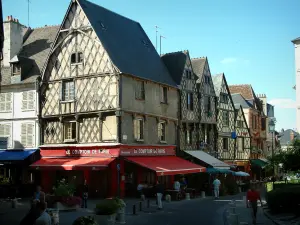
[246,184,263,224]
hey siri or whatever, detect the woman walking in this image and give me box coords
[246,184,263,225]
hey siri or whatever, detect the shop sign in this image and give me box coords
[66,149,111,156]
[120,147,175,156]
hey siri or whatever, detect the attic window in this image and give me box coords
[12,63,21,75]
[71,52,83,64]
[185,70,192,79]
[99,21,106,30]
[141,39,150,48]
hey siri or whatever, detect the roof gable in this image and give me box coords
[78,0,176,87]
[229,84,255,100]
[231,93,251,109]
[191,57,206,82]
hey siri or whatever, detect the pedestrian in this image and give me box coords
[173,179,180,192]
[246,184,263,225]
[81,179,88,209]
[35,202,52,225]
[212,176,221,199]
[155,180,164,210]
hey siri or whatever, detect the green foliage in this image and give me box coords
[266,185,300,213]
[53,179,76,197]
[95,199,120,215]
[224,180,238,195]
[72,216,98,225]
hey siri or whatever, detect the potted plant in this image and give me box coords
[94,199,120,225]
[73,216,98,225]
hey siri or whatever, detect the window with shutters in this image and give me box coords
[135,80,145,100]
[0,93,12,112]
[21,123,34,147]
[22,91,35,111]
[0,123,12,148]
[134,118,144,141]
[61,81,75,102]
[160,86,168,104]
[187,93,194,110]
[64,122,76,141]
[158,121,166,142]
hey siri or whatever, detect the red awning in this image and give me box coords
[30,157,115,170]
[125,156,205,176]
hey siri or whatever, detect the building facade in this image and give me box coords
[34,0,204,198]
[161,50,200,151]
[212,74,236,161]
[191,57,218,156]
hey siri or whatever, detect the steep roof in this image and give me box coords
[161,51,188,85]
[1,25,59,85]
[78,0,177,87]
[229,84,256,100]
[191,57,206,81]
[212,73,223,97]
[231,93,251,109]
[279,129,300,146]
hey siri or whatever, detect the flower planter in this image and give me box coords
[94,213,116,225]
[53,202,79,211]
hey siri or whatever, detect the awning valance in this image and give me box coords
[206,168,234,174]
[185,150,230,169]
[0,149,38,162]
[30,157,115,170]
[125,156,205,176]
[250,159,268,168]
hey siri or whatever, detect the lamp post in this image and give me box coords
[269,118,276,181]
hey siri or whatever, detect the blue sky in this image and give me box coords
[3,0,299,131]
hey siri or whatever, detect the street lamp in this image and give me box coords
[269,118,276,181]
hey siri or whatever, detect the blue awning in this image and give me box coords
[0,149,38,161]
[206,167,234,174]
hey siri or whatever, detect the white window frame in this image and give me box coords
[61,81,75,102]
[0,123,12,148]
[134,117,144,141]
[158,121,166,142]
[22,91,35,111]
[0,93,12,112]
[64,121,76,142]
[21,123,35,147]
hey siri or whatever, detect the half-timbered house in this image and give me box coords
[191,57,218,155]
[212,73,236,161]
[161,50,200,151]
[33,0,205,197]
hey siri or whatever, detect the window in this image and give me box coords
[220,93,228,104]
[237,138,244,152]
[64,122,76,141]
[22,91,35,111]
[160,86,168,104]
[261,118,266,131]
[0,123,11,148]
[237,120,243,128]
[222,138,228,151]
[186,126,192,145]
[70,52,84,64]
[12,63,21,75]
[21,123,34,147]
[187,93,194,110]
[158,121,166,142]
[204,96,211,113]
[0,93,12,112]
[134,118,144,141]
[135,80,145,100]
[222,111,229,126]
[204,75,210,84]
[185,70,192,79]
[61,81,75,101]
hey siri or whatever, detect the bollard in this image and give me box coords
[165,194,171,202]
[201,191,205,198]
[11,198,17,209]
[141,194,145,201]
[116,207,126,224]
[185,193,191,200]
[132,204,136,215]
[139,201,142,211]
[147,199,150,208]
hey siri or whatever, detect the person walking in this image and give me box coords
[81,180,89,209]
[246,184,263,225]
[213,176,221,199]
[35,202,52,225]
[155,180,164,210]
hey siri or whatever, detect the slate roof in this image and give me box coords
[161,51,188,85]
[1,25,59,85]
[231,93,251,109]
[229,84,256,100]
[78,0,177,88]
[291,37,300,43]
[191,57,206,82]
[279,129,300,146]
[212,73,223,97]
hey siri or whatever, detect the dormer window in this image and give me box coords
[71,52,84,64]
[12,63,21,75]
[185,70,192,79]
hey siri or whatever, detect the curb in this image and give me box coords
[262,208,288,225]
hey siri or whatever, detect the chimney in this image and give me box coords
[3,15,23,67]
[290,130,294,141]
